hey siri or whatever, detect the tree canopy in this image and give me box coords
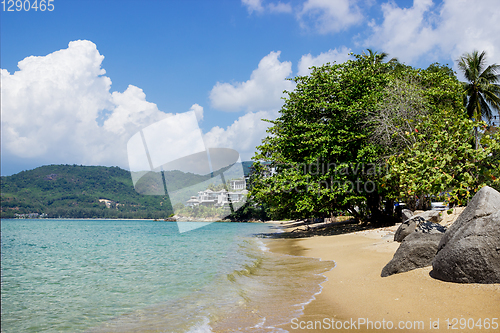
[250,51,500,223]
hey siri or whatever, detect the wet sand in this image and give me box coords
[266,226,500,332]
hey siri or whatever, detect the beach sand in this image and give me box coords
[266,225,500,332]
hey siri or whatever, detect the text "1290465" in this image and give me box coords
[2,0,54,11]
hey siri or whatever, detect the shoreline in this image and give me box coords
[265,224,500,332]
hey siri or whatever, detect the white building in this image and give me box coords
[230,178,246,190]
[186,188,248,208]
[185,179,248,208]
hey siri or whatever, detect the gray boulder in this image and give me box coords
[417,221,447,234]
[401,209,413,222]
[382,232,444,277]
[416,210,443,223]
[394,216,425,242]
[431,186,500,283]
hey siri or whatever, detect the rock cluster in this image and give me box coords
[386,212,447,276]
[382,186,500,283]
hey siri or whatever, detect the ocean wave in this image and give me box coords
[186,317,213,333]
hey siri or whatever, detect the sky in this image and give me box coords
[1,0,500,176]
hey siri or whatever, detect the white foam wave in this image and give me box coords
[186,316,213,333]
[256,238,270,252]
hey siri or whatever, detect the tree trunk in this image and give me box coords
[475,126,479,150]
[384,198,395,216]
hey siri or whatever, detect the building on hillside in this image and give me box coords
[185,189,248,208]
[185,178,248,208]
[229,178,246,190]
[99,199,118,209]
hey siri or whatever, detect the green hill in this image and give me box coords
[0,165,175,219]
[1,163,254,219]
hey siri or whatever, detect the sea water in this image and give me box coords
[1,219,333,332]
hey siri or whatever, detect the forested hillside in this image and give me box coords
[1,163,255,219]
[1,165,175,219]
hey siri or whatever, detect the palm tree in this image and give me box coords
[457,50,500,123]
[361,49,398,66]
[457,50,500,149]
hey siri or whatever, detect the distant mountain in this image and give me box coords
[0,163,255,219]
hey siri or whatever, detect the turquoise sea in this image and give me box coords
[1,219,333,332]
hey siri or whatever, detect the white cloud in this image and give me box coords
[203,110,279,161]
[268,2,292,13]
[297,46,353,76]
[104,85,167,135]
[242,0,292,14]
[242,0,264,13]
[242,0,362,34]
[365,0,438,64]
[438,0,500,66]
[0,40,170,169]
[189,103,204,122]
[209,51,295,112]
[298,0,363,34]
[365,0,500,68]
[135,111,206,170]
[1,40,111,159]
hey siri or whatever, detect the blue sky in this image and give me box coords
[1,0,499,176]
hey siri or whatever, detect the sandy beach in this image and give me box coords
[266,222,500,332]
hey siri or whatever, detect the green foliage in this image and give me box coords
[176,204,229,219]
[250,51,498,221]
[226,196,270,221]
[383,54,500,206]
[386,111,500,206]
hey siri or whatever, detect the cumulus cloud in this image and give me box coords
[365,0,500,67]
[189,103,204,122]
[365,0,438,64]
[2,41,111,159]
[0,39,278,174]
[104,85,167,135]
[297,46,353,76]
[209,51,294,112]
[203,110,279,161]
[438,0,500,65]
[0,40,171,169]
[298,0,363,34]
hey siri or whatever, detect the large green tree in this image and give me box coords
[251,54,391,223]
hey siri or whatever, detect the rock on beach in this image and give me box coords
[431,186,500,284]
